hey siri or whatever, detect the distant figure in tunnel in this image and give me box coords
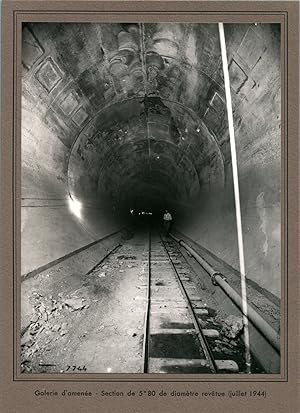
[163,210,173,235]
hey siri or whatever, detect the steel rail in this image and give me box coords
[159,234,218,373]
[169,233,280,353]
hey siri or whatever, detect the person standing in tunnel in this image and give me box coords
[163,209,173,235]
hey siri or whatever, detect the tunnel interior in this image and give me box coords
[22,22,281,297]
[68,94,224,225]
[63,23,226,221]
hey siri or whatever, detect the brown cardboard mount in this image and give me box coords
[1,1,299,412]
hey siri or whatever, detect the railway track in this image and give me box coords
[142,231,252,374]
[21,228,267,374]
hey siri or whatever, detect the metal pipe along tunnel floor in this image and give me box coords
[21,227,280,375]
[20,22,282,377]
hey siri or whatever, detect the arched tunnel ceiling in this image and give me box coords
[23,22,229,209]
[68,97,225,206]
[20,21,281,297]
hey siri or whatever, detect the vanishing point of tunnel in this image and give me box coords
[21,22,281,374]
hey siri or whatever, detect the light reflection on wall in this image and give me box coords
[68,196,82,219]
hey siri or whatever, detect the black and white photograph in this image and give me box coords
[21,22,281,375]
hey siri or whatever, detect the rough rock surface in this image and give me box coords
[221,315,244,339]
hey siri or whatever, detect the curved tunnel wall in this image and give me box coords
[176,24,281,296]
[21,23,281,297]
[21,99,124,275]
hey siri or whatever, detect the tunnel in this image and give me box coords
[21,22,281,375]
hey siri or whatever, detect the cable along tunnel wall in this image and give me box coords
[22,22,281,296]
[21,229,277,374]
[170,230,281,374]
[21,22,281,374]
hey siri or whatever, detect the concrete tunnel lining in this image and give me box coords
[66,95,225,210]
[22,22,281,298]
[19,20,283,376]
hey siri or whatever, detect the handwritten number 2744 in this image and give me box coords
[66,365,87,372]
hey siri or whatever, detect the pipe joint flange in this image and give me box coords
[211,272,227,286]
